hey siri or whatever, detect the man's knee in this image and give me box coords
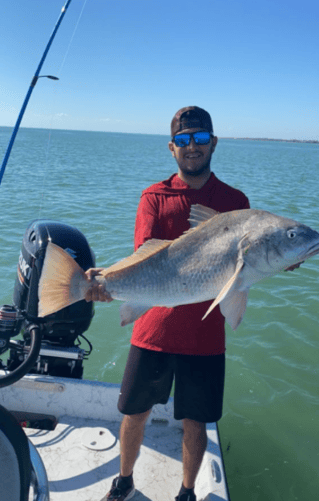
[183,419,207,442]
[183,418,206,432]
[122,409,152,426]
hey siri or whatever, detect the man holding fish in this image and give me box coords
[88,106,250,501]
[39,105,316,501]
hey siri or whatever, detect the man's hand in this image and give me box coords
[85,268,113,302]
[284,262,304,272]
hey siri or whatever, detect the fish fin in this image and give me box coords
[119,302,152,326]
[101,239,172,277]
[219,290,249,330]
[202,232,250,322]
[202,260,244,321]
[38,242,88,317]
[188,204,219,228]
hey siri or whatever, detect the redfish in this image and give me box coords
[38,205,319,330]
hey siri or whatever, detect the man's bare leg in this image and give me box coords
[182,418,207,489]
[120,409,152,476]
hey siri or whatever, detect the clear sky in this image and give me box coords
[1,0,318,140]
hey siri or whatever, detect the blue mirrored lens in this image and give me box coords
[174,134,190,147]
[173,131,211,147]
[193,132,211,144]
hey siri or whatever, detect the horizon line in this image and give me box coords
[0,125,318,144]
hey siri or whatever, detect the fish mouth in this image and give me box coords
[284,243,319,271]
[299,242,319,261]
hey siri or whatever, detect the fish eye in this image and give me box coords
[287,229,297,239]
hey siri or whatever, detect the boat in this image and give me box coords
[0,220,230,501]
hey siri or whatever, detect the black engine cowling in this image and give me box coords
[13,219,95,346]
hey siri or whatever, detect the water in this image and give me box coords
[1,127,318,500]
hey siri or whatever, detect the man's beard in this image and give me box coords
[178,161,211,177]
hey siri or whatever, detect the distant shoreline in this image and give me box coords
[221,137,318,144]
[0,125,318,143]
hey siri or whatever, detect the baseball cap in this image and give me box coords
[170,106,213,137]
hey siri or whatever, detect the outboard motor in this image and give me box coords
[0,220,95,387]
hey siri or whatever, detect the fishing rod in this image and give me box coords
[0,0,73,186]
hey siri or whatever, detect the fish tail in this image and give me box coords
[38,242,89,317]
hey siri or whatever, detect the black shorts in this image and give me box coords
[118,345,225,423]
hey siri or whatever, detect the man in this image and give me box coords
[87,106,250,501]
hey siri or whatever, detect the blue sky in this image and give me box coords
[1,0,318,140]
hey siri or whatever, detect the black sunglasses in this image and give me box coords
[172,131,213,147]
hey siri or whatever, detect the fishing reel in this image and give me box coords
[0,305,22,355]
[0,220,96,388]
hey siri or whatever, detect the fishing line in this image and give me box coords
[57,0,89,76]
[37,0,89,218]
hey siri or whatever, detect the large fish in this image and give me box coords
[38,205,319,330]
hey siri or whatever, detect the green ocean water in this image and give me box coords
[0,126,318,500]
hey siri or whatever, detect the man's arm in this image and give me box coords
[134,193,161,250]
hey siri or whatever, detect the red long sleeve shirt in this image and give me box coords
[131,173,250,355]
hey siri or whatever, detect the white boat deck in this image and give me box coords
[0,375,229,501]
